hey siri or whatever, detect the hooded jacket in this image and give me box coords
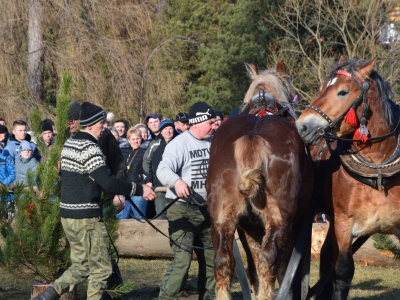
[0,150,15,186]
[4,134,41,161]
[15,155,38,186]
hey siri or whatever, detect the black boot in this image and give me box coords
[30,286,59,300]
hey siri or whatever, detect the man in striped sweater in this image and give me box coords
[31,102,155,300]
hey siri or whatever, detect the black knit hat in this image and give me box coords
[80,102,107,127]
[69,100,81,120]
[41,120,53,133]
[0,125,8,133]
[188,102,216,125]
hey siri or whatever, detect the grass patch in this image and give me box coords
[0,258,400,299]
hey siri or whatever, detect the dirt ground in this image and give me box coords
[347,237,400,267]
[1,235,399,300]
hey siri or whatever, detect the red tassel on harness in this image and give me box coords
[344,108,358,127]
[353,124,369,143]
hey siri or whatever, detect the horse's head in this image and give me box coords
[243,61,296,108]
[296,58,378,145]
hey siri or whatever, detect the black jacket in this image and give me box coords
[126,148,146,184]
[152,136,175,188]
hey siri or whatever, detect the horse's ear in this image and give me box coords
[245,63,258,78]
[359,58,377,78]
[276,60,287,76]
[338,55,347,63]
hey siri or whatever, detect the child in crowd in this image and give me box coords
[14,140,38,188]
[4,120,40,161]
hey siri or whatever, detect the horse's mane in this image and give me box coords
[329,59,398,127]
[243,68,296,105]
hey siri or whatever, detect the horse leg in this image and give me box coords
[315,225,335,300]
[332,231,354,300]
[257,222,284,300]
[212,221,237,300]
[238,227,261,295]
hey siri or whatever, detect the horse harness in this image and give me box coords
[240,89,297,123]
[307,69,400,190]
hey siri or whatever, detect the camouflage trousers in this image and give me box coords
[50,217,112,300]
[158,203,216,300]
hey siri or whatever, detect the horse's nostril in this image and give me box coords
[300,124,308,134]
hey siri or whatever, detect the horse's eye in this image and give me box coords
[337,90,349,97]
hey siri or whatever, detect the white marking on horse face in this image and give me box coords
[296,113,329,136]
[326,77,337,87]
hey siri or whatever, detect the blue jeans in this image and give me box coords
[116,196,147,220]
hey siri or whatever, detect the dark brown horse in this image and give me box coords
[207,62,313,299]
[296,57,400,300]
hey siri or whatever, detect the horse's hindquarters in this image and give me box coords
[208,115,313,299]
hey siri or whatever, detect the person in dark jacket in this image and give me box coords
[0,125,9,146]
[116,127,149,221]
[145,113,161,140]
[30,102,156,300]
[213,108,223,129]
[148,119,176,219]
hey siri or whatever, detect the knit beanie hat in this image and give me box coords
[80,102,107,127]
[20,140,35,151]
[188,102,216,125]
[159,119,174,132]
[41,120,53,133]
[0,125,8,133]
[69,100,81,121]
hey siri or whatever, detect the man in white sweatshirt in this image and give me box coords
[156,102,217,300]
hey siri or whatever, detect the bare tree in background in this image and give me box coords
[266,0,400,103]
[27,0,43,101]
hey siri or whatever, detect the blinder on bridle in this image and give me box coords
[241,89,297,122]
[306,70,370,139]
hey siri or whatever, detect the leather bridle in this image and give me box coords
[302,70,399,144]
[305,70,371,140]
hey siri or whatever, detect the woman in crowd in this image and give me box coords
[134,123,151,149]
[116,127,149,222]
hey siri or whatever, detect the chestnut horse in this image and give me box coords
[207,62,313,299]
[296,58,400,300]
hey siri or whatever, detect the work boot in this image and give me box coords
[30,286,59,300]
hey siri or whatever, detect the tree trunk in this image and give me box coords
[28,0,44,101]
[31,284,77,300]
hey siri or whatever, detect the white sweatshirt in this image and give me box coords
[156,130,212,203]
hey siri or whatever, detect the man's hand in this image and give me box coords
[142,184,156,201]
[113,195,125,213]
[174,178,191,198]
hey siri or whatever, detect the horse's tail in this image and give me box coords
[234,135,270,206]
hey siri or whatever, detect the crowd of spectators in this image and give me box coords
[0,105,225,222]
[111,108,225,221]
